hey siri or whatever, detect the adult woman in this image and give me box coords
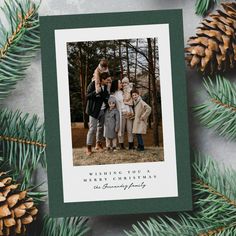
[110,79,134,149]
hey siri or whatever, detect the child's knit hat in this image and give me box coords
[122,77,129,83]
[108,96,117,105]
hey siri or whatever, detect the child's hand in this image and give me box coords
[115,128,119,133]
[96,86,101,93]
[140,116,145,121]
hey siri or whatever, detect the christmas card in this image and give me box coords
[40,9,192,217]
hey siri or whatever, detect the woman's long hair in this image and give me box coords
[110,79,120,94]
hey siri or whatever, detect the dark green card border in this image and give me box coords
[40,10,192,217]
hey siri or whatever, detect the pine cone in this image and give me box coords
[186,2,236,74]
[0,172,38,235]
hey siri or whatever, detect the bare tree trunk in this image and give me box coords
[153,38,161,127]
[134,39,138,85]
[119,41,123,80]
[147,38,159,146]
[148,38,156,128]
[153,38,156,73]
[84,49,89,128]
[113,40,116,77]
[148,72,152,129]
[104,41,107,58]
[78,46,89,129]
[126,40,130,80]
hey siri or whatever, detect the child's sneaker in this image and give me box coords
[112,147,117,152]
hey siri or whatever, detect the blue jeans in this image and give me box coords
[136,134,144,146]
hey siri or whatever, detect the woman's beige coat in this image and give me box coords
[132,97,151,134]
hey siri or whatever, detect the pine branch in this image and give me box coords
[40,216,90,236]
[0,108,46,189]
[0,0,40,101]
[124,152,236,236]
[193,76,236,141]
[195,0,218,16]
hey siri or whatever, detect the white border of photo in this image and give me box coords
[54,24,178,202]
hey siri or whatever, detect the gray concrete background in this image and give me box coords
[1,0,236,235]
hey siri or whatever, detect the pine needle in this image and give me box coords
[0,108,46,189]
[193,76,236,141]
[195,0,218,16]
[0,0,40,101]
[124,152,236,235]
[40,216,90,236]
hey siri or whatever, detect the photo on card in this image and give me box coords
[68,38,164,166]
[40,10,192,217]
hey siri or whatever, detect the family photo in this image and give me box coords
[67,38,164,166]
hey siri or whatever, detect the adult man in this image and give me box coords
[85,72,110,155]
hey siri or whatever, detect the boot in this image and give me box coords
[95,142,99,150]
[119,143,125,150]
[137,144,144,151]
[105,147,111,152]
[95,142,103,151]
[128,142,134,150]
[136,144,141,151]
[86,145,92,156]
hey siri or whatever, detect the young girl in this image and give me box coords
[104,96,120,151]
[92,59,111,94]
[131,89,151,151]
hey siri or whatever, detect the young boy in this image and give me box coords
[131,89,151,151]
[104,96,120,151]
